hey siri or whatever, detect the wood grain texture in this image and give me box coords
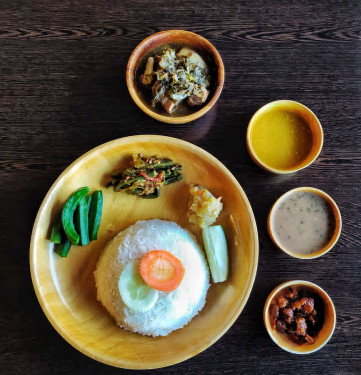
[1,0,361,374]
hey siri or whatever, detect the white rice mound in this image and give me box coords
[94,219,210,337]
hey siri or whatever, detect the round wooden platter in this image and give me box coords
[30,135,258,369]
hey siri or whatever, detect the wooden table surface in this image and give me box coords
[1,1,360,374]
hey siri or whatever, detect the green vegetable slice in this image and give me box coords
[85,194,92,212]
[75,194,91,246]
[202,225,229,283]
[56,240,72,257]
[50,213,62,244]
[61,187,90,245]
[118,259,159,312]
[88,190,103,241]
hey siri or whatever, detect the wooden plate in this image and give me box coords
[30,135,258,369]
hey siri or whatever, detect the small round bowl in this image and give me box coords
[126,30,224,124]
[268,187,342,259]
[246,100,323,174]
[264,280,336,354]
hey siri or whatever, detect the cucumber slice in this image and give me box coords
[118,260,159,312]
[202,225,229,283]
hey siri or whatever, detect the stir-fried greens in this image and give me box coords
[106,154,183,198]
[140,46,211,114]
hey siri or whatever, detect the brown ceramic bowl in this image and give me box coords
[264,280,336,354]
[126,30,225,124]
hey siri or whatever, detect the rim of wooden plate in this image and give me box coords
[29,135,258,369]
[126,30,225,124]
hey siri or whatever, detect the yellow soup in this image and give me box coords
[250,109,313,170]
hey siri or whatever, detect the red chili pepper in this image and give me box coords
[139,172,163,182]
[155,172,163,182]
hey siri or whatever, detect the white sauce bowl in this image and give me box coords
[268,187,342,259]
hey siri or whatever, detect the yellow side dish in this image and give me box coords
[188,185,223,228]
[250,109,313,170]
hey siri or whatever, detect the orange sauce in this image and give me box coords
[251,109,313,170]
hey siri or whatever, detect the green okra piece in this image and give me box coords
[56,240,72,257]
[50,213,63,244]
[153,160,174,169]
[75,194,92,246]
[164,174,184,185]
[141,188,160,199]
[130,188,143,195]
[114,180,127,191]
[115,176,145,191]
[89,190,103,241]
[61,187,90,245]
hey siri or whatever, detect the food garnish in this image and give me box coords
[140,46,211,114]
[202,225,229,283]
[139,250,185,292]
[188,185,223,228]
[50,187,103,257]
[107,154,183,198]
[269,287,324,345]
[118,259,159,312]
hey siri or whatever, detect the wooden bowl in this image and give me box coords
[246,100,323,174]
[268,187,342,259]
[30,135,258,369]
[263,280,336,354]
[126,30,225,124]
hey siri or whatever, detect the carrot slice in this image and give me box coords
[139,250,185,292]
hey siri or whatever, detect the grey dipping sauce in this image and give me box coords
[272,191,336,254]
